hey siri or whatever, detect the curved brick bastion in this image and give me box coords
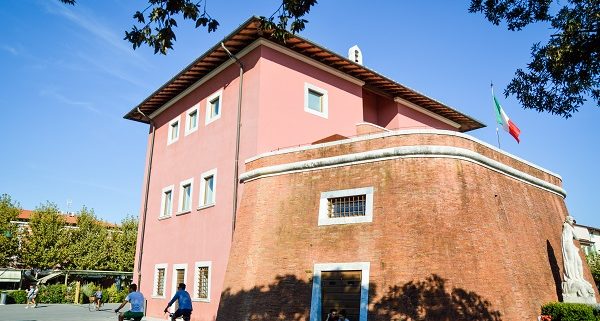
[216,130,597,321]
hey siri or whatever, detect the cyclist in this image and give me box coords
[115,284,144,321]
[93,289,103,310]
[163,283,192,321]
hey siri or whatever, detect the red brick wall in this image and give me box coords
[218,134,594,321]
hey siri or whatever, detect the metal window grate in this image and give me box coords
[197,266,209,299]
[156,268,165,296]
[328,194,366,218]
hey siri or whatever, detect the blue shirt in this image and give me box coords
[168,289,193,310]
[125,291,145,313]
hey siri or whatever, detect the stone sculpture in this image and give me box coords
[561,215,596,303]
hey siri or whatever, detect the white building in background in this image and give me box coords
[574,224,600,256]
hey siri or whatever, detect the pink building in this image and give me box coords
[122,17,529,321]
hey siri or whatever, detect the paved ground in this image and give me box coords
[0,303,164,321]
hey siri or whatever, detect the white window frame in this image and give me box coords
[178,178,194,214]
[185,104,199,136]
[304,83,328,119]
[309,262,370,321]
[152,263,168,298]
[170,264,188,312]
[205,90,223,125]
[193,261,212,302]
[167,116,181,145]
[198,168,217,209]
[318,187,374,226]
[160,185,174,219]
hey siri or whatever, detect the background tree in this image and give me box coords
[108,216,138,271]
[68,207,112,270]
[0,194,21,267]
[470,0,599,118]
[586,253,600,285]
[59,0,317,54]
[21,202,70,270]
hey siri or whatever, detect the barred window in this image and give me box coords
[328,194,366,218]
[197,266,209,299]
[156,268,165,296]
[318,187,374,226]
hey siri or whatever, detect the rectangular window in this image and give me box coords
[210,98,220,118]
[318,187,373,226]
[168,116,181,145]
[310,262,370,321]
[205,90,222,125]
[307,89,323,112]
[328,194,366,218]
[160,185,174,218]
[170,264,187,312]
[304,83,328,118]
[203,176,214,205]
[157,268,165,295]
[153,263,168,298]
[193,261,211,302]
[185,105,199,135]
[199,169,217,208]
[178,178,194,214]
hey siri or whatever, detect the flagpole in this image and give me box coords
[491,82,501,149]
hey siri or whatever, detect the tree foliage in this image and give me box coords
[0,194,21,267]
[586,252,600,284]
[60,0,317,55]
[470,0,600,118]
[67,207,111,270]
[20,202,70,270]
[108,216,138,271]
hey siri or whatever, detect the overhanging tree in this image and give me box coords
[60,0,317,55]
[108,216,138,272]
[0,194,21,267]
[470,0,600,118]
[68,207,112,270]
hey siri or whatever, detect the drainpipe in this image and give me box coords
[220,42,244,238]
[135,107,156,287]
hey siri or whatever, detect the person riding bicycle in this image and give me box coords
[163,283,192,321]
[94,289,103,310]
[115,284,145,321]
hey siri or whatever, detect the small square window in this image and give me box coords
[199,169,217,209]
[193,261,211,302]
[205,91,222,125]
[160,185,174,218]
[185,106,199,135]
[304,83,328,118]
[178,178,194,214]
[307,89,323,112]
[168,116,181,145]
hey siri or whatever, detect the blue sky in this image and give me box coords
[0,1,597,226]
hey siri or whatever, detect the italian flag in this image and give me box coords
[493,95,521,143]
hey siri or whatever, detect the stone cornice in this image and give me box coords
[240,145,566,198]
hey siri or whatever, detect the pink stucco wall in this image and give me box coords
[135,47,262,321]
[362,88,457,131]
[134,41,463,321]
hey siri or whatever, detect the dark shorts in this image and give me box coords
[123,311,144,319]
[173,308,192,319]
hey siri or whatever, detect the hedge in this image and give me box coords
[6,290,27,304]
[542,302,600,321]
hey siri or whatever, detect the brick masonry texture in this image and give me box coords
[218,133,596,321]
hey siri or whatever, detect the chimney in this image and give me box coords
[348,45,363,65]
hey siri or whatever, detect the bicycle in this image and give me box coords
[88,296,103,311]
[116,310,143,321]
[165,311,191,321]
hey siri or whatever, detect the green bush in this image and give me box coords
[541,302,600,321]
[37,284,69,304]
[104,284,128,303]
[7,290,27,304]
[80,282,99,303]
